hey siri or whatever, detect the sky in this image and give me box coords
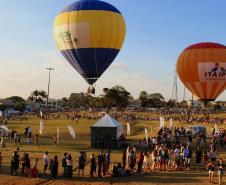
[0,0,226,101]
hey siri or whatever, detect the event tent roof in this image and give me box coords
[92,114,122,128]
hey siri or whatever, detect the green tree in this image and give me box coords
[103,86,131,108]
[7,96,26,111]
[148,93,164,100]
[139,91,148,107]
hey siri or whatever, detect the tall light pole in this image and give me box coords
[46,67,54,108]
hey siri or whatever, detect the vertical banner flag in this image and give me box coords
[145,128,148,145]
[39,120,44,135]
[40,111,43,118]
[57,127,60,144]
[215,124,218,133]
[151,126,153,137]
[169,118,173,128]
[67,126,76,139]
[160,117,165,128]
[127,122,130,136]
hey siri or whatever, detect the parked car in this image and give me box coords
[187,125,206,137]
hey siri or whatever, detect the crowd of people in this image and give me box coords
[0,109,225,184]
[0,125,224,185]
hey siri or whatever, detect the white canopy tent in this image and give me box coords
[91,114,123,148]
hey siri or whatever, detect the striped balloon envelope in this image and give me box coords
[53,0,126,85]
[176,42,226,103]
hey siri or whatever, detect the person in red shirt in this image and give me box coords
[137,150,144,173]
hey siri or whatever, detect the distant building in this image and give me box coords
[127,99,141,109]
[187,100,202,108]
[26,99,60,112]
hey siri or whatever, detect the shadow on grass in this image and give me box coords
[35,171,205,184]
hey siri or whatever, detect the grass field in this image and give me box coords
[0,114,226,185]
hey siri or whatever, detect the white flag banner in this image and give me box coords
[39,119,44,135]
[215,124,218,133]
[145,128,148,145]
[0,111,2,118]
[57,127,60,144]
[40,111,43,118]
[160,117,165,128]
[169,118,173,128]
[127,122,130,136]
[67,125,76,139]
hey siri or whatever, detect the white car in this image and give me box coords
[187,125,206,137]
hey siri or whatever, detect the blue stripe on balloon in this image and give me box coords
[61,48,120,85]
[61,0,121,14]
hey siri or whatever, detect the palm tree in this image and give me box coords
[28,90,48,103]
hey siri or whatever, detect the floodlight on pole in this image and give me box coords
[46,67,54,108]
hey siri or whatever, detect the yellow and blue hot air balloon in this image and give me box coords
[53,0,126,90]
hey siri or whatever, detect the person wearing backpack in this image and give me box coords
[78,152,86,177]
[62,152,67,177]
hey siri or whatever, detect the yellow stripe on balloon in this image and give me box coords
[53,10,126,50]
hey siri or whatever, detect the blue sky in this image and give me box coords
[0,0,226,100]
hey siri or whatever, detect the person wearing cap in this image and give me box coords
[43,151,49,176]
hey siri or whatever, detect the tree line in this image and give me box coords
[0,85,225,111]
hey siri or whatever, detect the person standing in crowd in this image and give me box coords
[28,126,32,138]
[129,150,136,173]
[106,151,111,175]
[195,147,202,170]
[97,151,104,177]
[206,161,215,183]
[203,151,209,165]
[102,153,107,176]
[62,152,68,177]
[30,159,38,178]
[122,150,126,169]
[183,145,192,171]
[137,150,144,173]
[90,154,96,177]
[209,149,217,163]
[52,155,59,178]
[43,151,49,176]
[66,154,73,178]
[25,153,31,176]
[35,134,39,147]
[187,133,193,146]
[21,152,26,175]
[78,152,86,177]
[49,158,53,176]
[143,151,151,172]
[13,132,17,145]
[217,159,224,185]
[12,148,20,175]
